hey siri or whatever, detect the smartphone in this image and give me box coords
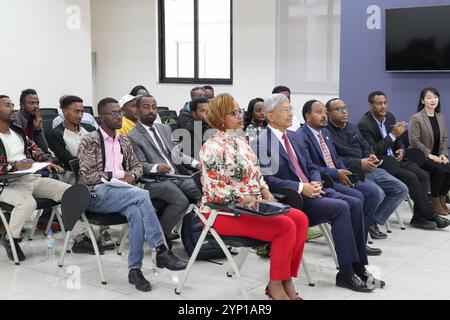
[373,159,384,167]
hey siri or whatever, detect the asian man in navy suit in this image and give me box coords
[297,100,382,256]
[252,94,385,293]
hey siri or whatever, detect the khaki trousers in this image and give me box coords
[0,175,69,238]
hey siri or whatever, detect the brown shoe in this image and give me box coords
[439,196,450,214]
[432,197,448,215]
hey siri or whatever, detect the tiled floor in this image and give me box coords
[1,200,450,300]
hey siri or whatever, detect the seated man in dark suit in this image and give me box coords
[128,95,201,241]
[252,93,384,292]
[358,91,449,230]
[298,100,382,255]
[326,98,409,240]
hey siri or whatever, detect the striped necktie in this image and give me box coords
[318,133,336,168]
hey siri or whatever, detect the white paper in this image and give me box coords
[100,177,133,188]
[10,162,50,174]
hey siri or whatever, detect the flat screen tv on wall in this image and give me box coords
[386,5,450,72]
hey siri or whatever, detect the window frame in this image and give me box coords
[158,0,233,84]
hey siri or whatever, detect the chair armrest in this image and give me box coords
[272,193,286,202]
[139,173,192,184]
[204,202,239,217]
[320,173,335,189]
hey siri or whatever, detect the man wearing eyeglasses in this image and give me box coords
[326,98,409,240]
[78,97,188,292]
[357,91,449,230]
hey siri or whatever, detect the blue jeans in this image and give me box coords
[365,168,408,225]
[88,184,165,270]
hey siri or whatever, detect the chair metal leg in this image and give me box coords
[28,209,42,241]
[116,224,127,246]
[58,231,71,267]
[82,214,107,285]
[395,208,406,230]
[406,195,414,215]
[173,204,194,235]
[319,224,339,270]
[0,209,19,265]
[385,220,392,233]
[209,228,248,300]
[301,257,315,287]
[117,225,128,256]
[175,223,212,296]
[45,208,57,235]
[226,248,250,277]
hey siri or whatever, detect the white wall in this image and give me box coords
[0,0,93,108]
[91,0,336,121]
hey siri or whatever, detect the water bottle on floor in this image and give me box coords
[150,248,159,277]
[47,228,56,262]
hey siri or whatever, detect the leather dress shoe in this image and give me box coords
[366,245,382,256]
[2,235,25,261]
[368,223,387,239]
[165,233,180,241]
[128,269,152,292]
[430,215,450,229]
[336,272,373,292]
[410,216,437,230]
[156,250,188,271]
[357,269,385,289]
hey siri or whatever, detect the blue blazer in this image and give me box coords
[297,126,346,180]
[251,128,321,193]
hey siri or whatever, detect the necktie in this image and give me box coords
[149,127,179,174]
[282,133,309,183]
[318,133,336,168]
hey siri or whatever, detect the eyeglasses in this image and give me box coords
[226,109,244,118]
[330,106,348,113]
[101,111,123,118]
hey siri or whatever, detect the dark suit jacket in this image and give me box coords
[14,110,49,153]
[357,111,404,157]
[251,128,321,193]
[128,122,196,178]
[409,109,448,157]
[297,126,346,180]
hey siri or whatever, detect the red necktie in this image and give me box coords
[282,133,309,183]
[318,133,336,168]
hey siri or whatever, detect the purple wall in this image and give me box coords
[340,0,450,124]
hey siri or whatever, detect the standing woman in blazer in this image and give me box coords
[199,93,309,300]
[409,87,450,215]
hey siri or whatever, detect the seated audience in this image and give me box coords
[182,87,206,111]
[409,87,450,216]
[272,86,302,131]
[203,85,215,100]
[252,93,383,293]
[298,100,383,255]
[78,97,187,292]
[0,95,69,261]
[201,93,309,300]
[117,94,138,136]
[14,88,49,153]
[326,98,408,240]
[244,97,267,143]
[358,91,449,229]
[129,86,162,124]
[52,94,99,129]
[128,95,201,243]
[178,97,211,159]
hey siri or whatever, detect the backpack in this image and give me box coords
[181,210,226,261]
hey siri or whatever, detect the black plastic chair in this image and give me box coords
[0,172,65,264]
[58,159,129,285]
[84,106,94,115]
[39,108,59,121]
[157,106,170,112]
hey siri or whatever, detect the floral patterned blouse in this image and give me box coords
[199,130,269,213]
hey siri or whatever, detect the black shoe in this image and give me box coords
[156,250,188,271]
[128,269,152,292]
[429,215,450,229]
[357,269,386,289]
[366,245,382,256]
[336,272,373,292]
[368,223,387,239]
[165,233,180,241]
[2,235,25,261]
[410,216,438,230]
[71,236,105,255]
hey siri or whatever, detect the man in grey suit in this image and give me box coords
[128,95,201,240]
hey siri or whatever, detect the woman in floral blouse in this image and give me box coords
[199,93,309,300]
